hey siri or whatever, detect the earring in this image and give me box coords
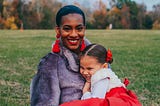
[80,39,86,51]
[52,34,60,53]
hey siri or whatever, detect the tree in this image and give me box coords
[21,0,62,29]
[20,1,38,29]
[152,18,160,29]
[0,0,3,15]
[39,6,53,29]
[152,4,160,22]
[126,0,139,29]
[107,6,122,29]
[137,3,147,29]
[0,0,4,29]
[143,15,153,29]
[112,0,139,29]
[120,4,130,28]
[92,0,108,29]
[0,0,22,29]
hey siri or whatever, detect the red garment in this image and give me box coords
[61,98,104,106]
[60,87,141,106]
[103,87,142,106]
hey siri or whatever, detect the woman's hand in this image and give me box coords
[82,82,91,94]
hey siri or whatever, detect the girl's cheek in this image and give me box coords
[80,70,86,77]
[80,70,82,74]
[80,69,83,74]
[89,71,94,76]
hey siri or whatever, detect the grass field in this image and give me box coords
[0,30,160,106]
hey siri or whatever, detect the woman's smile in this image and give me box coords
[68,39,79,45]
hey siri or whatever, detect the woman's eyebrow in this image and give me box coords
[62,25,71,27]
[76,24,84,27]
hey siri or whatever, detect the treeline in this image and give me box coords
[0,0,160,29]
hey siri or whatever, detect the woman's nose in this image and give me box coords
[70,30,78,37]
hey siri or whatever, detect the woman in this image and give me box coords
[30,5,90,106]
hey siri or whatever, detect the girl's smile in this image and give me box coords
[80,55,107,82]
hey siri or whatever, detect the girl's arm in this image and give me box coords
[82,82,91,94]
[81,82,91,100]
[81,78,109,100]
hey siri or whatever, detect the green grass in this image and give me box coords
[0,30,160,106]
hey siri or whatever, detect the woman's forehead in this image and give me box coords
[60,14,84,26]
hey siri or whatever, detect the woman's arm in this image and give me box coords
[30,53,60,106]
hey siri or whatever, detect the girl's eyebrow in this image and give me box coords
[87,67,93,70]
[80,65,84,69]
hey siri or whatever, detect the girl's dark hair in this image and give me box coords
[81,44,113,64]
[56,5,86,27]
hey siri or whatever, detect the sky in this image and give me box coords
[24,0,160,11]
[60,0,160,11]
[131,0,160,11]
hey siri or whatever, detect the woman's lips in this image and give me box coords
[68,39,79,45]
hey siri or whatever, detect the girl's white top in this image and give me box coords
[81,68,125,100]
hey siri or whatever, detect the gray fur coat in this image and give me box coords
[30,39,90,106]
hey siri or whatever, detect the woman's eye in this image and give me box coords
[63,27,71,31]
[76,27,83,31]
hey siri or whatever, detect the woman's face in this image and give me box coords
[80,55,106,82]
[56,13,85,52]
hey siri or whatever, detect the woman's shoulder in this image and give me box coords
[37,52,61,72]
[40,52,60,63]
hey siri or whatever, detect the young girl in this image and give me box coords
[80,43,125,100]
[61,44,141,106]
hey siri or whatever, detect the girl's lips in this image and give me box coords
[84,75,91,80]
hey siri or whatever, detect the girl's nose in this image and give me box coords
[83,71,89,75]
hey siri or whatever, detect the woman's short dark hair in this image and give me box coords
[56,5,86,27]
[81,44,113,64]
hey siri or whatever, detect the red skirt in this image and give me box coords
[60,87,142,106]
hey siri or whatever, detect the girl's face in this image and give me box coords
[80,55,107,82]
[55,13,85,53]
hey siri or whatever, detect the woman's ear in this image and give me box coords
[55,26,60,35]
[102,63,108,68]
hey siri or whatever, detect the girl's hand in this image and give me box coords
[82,82,91,94]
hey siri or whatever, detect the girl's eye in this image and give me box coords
[80,66,84,70]
[87,67,93,71]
